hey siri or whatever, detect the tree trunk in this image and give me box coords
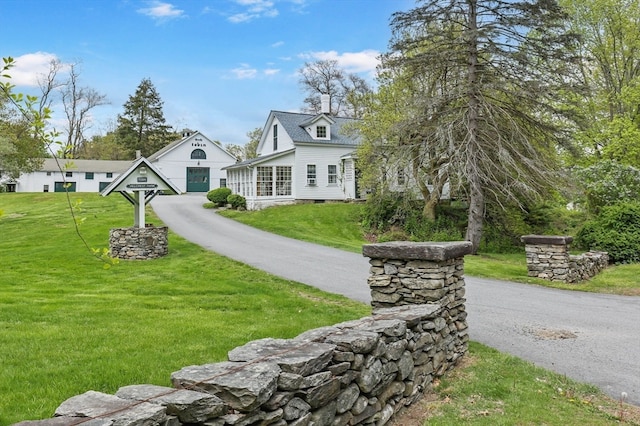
[423,196,437,221]
[465,0,483,254]
[465,172,484,253]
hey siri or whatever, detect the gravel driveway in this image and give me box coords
[151,194,640,406]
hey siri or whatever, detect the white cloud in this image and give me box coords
[228,12,253,23]
[231,64,258,79]
[271,41,284,48]
[304,50,381,74]
[228,0,278,23]
[138,1,186,23]
[1,52,60,87]
[264,68,280,76]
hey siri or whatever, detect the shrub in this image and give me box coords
[227,194,247,210]
[360,190,406,231]
[207,187,232,207]
[575,202,640,264]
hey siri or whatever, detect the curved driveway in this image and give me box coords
[151,194,639,406]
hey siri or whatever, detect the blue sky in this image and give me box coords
[0,0,414,147]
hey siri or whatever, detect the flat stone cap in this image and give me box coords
[362,241,473,261]
[521,235,573,245]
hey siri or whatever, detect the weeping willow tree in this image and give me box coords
[358,0,584,253]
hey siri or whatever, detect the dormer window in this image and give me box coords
[316,126,327,138]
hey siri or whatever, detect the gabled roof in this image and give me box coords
[269,111,361,146]
[100,157,181,196]
[299,113,336,127]
[37,158,131,173]
[222,148,295,170]
[148,131,236,162]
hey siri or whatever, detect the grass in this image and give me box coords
[2,195,638,425]
[391,342,639,425]
[0,193,370,425]
[219,202,640,296]
[217,202,365,252]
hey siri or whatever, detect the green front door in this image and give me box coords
[186,167,210,192]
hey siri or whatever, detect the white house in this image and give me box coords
[223,97,361,210]
[6,130,236,193]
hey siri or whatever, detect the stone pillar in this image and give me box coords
[362,241,473,373]
[521,235,572,281]
[109,226,169,260]
[362,241,473,309]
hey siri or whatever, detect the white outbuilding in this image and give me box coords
[6,130,237,193]
[148,130,237,193]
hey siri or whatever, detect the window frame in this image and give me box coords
[327,164,337,185]
[397,169,406,186]
[273,124,278,151]
[256,166,273,196]
[306,164,317,186]
[191,149,207,160]
[275,166,292,196]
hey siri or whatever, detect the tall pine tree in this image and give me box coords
[116,78,172,158]
[367,0,584,253]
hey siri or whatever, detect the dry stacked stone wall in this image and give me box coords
[109,226,169,260]
[521,235,608,283]
[14,242,472,426]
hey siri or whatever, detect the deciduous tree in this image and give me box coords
[225,127,261,161]
[561,0,640,167]
[299,60,372,118]
[60,63,109,158]
[0,57,47,180]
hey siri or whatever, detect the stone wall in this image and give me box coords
[521,235,608,283]
[14,242,472,426]
[109,226,169,260]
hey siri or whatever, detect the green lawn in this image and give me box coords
[2,195,637,425]
[400,341,638,425]
[0,194,370,425]
[219,202,640,296]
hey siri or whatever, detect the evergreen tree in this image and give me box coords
[367,0,583,253]
[116,78,172,158]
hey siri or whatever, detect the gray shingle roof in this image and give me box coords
[38,158,132,173]
[272,111,361,146]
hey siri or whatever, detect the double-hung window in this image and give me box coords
[328,165,337,185]
[306,164,317,186]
